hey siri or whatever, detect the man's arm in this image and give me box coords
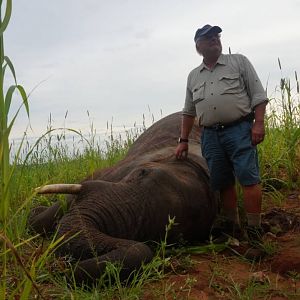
[252,101,267,145]
[239,55,268,145]
[175,114,195,159]
[239,54,268,109]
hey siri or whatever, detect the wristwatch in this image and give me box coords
[178,137,189,144]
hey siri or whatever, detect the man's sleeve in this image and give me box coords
[182,73,197,116]
[240,55,268,109]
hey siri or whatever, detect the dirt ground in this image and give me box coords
[142,190,300,300]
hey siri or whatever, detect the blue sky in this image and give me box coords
[5,0,300,138]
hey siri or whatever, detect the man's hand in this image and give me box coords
[176,114,195,159]
[251,120,265,145]
[252,101,267,145]
[175,143,189,159]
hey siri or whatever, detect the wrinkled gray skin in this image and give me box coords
[29,112,218,285]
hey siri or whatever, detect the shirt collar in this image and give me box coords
[199,53,226,72]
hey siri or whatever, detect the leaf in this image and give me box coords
[0,0,12,35]
[4,85,15,115]
[5,104,23,141]
[3,56,17,84]
[17,84,29,117]
[4,85,29,131]
[290,127,300,148]
[20,278,33,300]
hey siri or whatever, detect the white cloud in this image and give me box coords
[4,0,300,138]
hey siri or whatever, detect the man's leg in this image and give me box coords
[242,183,262,227]
[210,184,244,239]
[220,184,240,225]
[242,183,265,249]
[201,128,239,236]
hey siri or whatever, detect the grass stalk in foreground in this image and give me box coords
[0,1,30,297]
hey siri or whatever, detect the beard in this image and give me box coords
[197,42,222,59]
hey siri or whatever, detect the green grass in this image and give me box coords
[259,64,300,191]
[1,70,299,299]
[0,90,299,298]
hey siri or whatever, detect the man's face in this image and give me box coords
[196,33,222,58]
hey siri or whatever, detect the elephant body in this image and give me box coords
[29,112,218,284]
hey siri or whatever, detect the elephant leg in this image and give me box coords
[72,242,153,285]
[28,198,72,236]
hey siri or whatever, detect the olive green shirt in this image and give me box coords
[183,53,268,126]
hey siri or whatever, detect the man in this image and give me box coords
[176,24,268,243]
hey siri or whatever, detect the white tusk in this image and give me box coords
[35,184,82,194]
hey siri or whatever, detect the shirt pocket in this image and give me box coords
[219,73,241,94]
[192,82,205,104]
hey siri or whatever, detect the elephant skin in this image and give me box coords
[29,112,218,285]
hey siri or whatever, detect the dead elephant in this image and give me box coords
[29,112,218,284]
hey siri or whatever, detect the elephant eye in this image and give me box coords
[138,169,150,177]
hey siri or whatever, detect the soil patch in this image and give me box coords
[142,191,300,299]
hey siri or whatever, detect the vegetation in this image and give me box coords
[0,72,297,299]
[0,1,29,298]
[0,1,299,298]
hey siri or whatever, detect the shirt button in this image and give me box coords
[211,93,214,95]
[211,82,213,84]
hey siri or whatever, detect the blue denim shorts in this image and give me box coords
[201,121,260,190]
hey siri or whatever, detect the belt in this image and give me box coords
[204,113,254,130]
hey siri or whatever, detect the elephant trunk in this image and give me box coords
[72,241,153,285]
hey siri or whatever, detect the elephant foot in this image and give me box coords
[28,206,50,234]
[28,202,64,236]
[72,242,153,285]
[28,205,49,220]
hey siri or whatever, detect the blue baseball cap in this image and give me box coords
[194,24,222,43]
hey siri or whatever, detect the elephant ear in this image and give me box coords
[35,184,82,194]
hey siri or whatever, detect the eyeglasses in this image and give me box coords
[196,33,221,43]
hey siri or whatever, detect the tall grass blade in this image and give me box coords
[0,0,11,35]
[295,71,299,93]
[3,55,17,82]
[278,57,282,70]
[0,1,31,297]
